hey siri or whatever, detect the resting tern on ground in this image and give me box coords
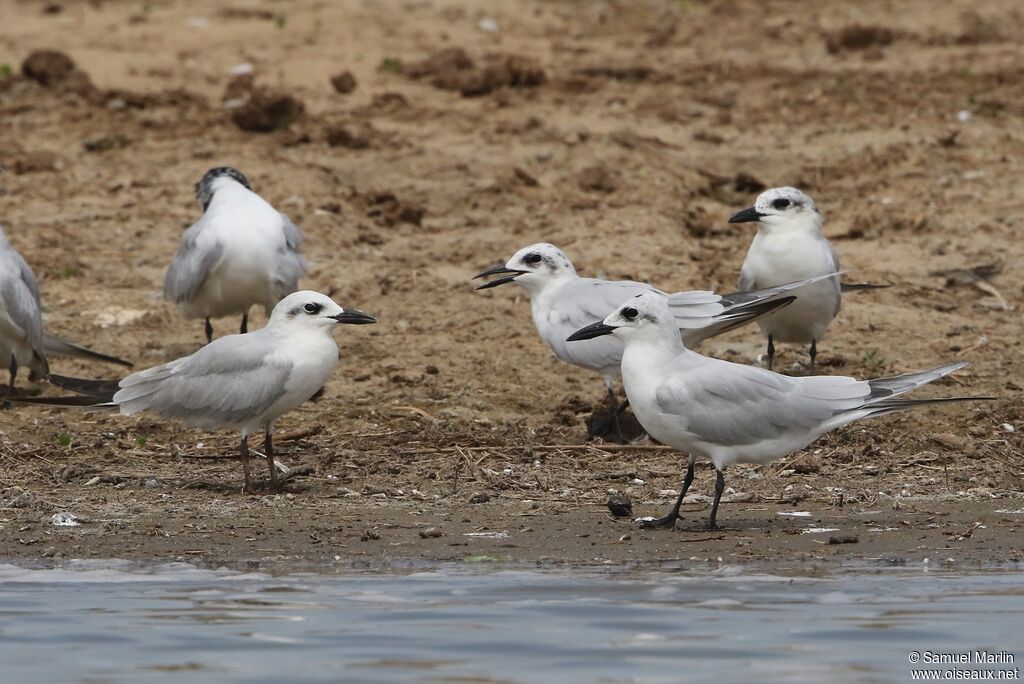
[733,187,857,371]
[0,226,131,390]
[21,291,375,493]
[475,242,833,435]
[568,292,985,530]
[163,167,308,344]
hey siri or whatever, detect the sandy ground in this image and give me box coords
[0,0,1022,567]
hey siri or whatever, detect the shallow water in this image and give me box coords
[1,560,1021,683]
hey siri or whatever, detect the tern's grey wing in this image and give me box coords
[654,361,870,447]
[162,219,224,304]
[274,213,307,297]
[1,248,46,356]
[113,332,292,429]
[543,278,655,375]
[663,288,729,333]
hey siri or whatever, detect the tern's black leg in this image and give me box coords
[204,318,214,345]
[809,339,818,373]
[240,313,249,335]
[617,398,630,414]
[639,460,695,530]
[240,435,253,494]
[707,468,725,530]
[264,429,279,490]
[766,335,775,371]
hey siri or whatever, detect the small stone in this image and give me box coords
[469,492,490,504]
[50,512,80,527]
[419,527,443,539]
[607,494,633,517]
[828,535,859,545]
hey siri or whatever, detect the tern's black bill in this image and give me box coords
[728,206,766,224]
[567,321,618,342]
[331,310,377,325]
[474,265,526,290]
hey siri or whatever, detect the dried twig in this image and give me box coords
[275,424,324,442]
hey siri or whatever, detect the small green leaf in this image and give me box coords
[58,433,72,447]
[378,58,402,74]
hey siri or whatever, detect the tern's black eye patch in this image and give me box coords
[622,307,639,320]
[523,253,543,265]
[303,302,323,314]
[771,197,792,210]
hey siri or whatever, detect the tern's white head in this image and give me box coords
[566,292,680,350]
[268,290,376,331]
[728,187,822,233]
[195,166,254,211]
[474,243,577,295]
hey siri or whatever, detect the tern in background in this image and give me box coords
[475,242,834,438]
[732,187,886,371]
[568,292,987,530]
[0,225,130,390]
[163,167,308,344]
[21,291,375,493]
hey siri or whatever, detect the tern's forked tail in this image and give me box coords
[839,361,993,422]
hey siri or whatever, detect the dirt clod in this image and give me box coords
[13,151,60,174]
[578,164,617,193]
[232,89,305,132]
[419,527,443,539]
[361,192,425,227]
[22,49,76,85]
[326,124,371,149]
[83,134,129,152]
[407,48,545,97]
[825,25,896,53]
[330,71,357,94]
[21,49,96,97]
